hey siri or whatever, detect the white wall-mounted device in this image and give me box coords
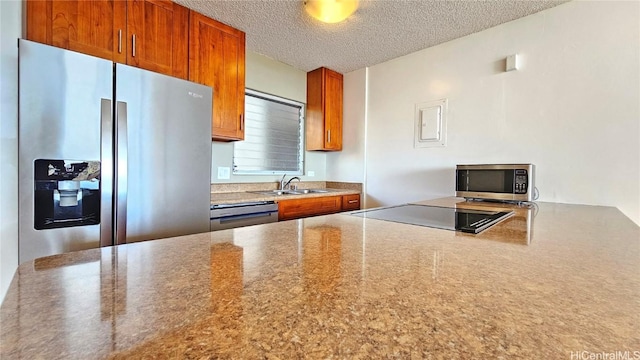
[506,54,519,71]
[217,166,231,179]
[414,98,447,148]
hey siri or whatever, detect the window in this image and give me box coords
[233,89,305,175]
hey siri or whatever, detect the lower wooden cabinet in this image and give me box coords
[278,196,342,221]
[342,194,361,211]
[277,194,361,221]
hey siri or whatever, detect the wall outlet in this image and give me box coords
[217,167,230,179]
[307,170,315,177]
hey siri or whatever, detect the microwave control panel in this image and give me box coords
[514,170,528,194]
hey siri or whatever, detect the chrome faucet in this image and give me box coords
[280,174,301,190]
[285,177,301,190]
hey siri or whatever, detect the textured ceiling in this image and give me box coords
[176,0,569,74]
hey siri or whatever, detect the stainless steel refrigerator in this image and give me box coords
[18,39,213,264]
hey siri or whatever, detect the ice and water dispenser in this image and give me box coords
[33,159,101,229]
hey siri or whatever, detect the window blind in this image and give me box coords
[233,89,304,174]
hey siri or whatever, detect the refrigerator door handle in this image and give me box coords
[100,99,114,247]
[115,101,128,245]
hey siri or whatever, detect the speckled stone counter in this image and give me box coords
[210,182,361,206]
[2,199,639,358]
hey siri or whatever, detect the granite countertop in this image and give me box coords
[209,181,362,206]
[2,198,639,358]
[210,188,361,206]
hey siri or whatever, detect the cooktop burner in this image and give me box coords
[350,204,513,234]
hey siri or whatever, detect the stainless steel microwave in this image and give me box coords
[456,164,535,202]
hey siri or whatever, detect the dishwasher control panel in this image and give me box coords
[210,201,278,231]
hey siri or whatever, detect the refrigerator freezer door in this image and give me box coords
[114,64,212,244]
[18,40,113,263]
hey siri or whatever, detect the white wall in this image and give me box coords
[0,0,22,304]
[325,68,368,199]
[211,51,327,184]
[336,0,640,224]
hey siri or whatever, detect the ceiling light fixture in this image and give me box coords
[304,0,359,24]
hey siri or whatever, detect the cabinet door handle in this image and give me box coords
[132,34,136,57]
[240,114,244,131]
[348,200,358,204]
[118,29,122,53]
[327,129,331,143]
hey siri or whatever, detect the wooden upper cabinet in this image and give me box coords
[27,0,127,63]
[306,67,343,151]
[126,0,188,79]
[189,11,246,141]
[26,0,188,79]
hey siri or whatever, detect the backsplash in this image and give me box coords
[325,182,363,192]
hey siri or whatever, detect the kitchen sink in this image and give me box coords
[294,189,329,194]
[248,189,332,196]
[249,190,296,196]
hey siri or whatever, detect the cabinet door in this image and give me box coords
[324,69,343,150]
[189,11,246,141]
[126,0,189,79]
[306,67,343,151]
[27,0,127,63]
[305,68,325,150]
[278,196,342,221]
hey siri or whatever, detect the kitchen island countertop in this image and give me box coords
[2,198,639,358]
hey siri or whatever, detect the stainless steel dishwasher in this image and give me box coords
[210,201,279,231]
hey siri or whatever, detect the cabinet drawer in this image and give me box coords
[278,196,342,221]
[342,194,361,211]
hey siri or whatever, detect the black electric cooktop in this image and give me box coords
[350,204,513,234]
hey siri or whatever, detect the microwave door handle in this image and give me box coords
[100,99,113,247]
[115,101,128,245]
